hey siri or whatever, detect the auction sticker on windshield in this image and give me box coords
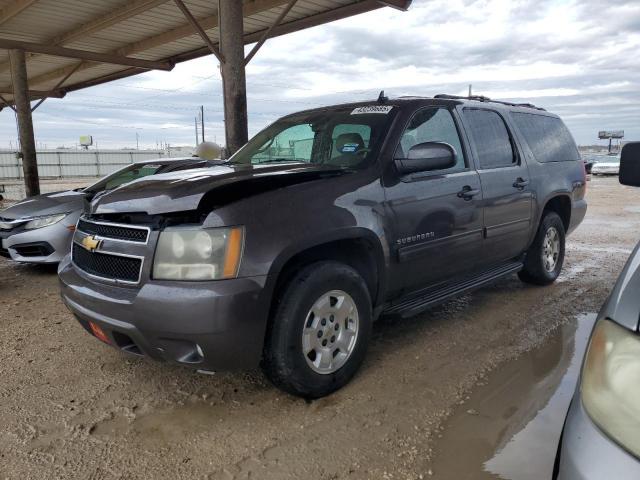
[351,105,393,115]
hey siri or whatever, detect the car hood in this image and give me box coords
[91,162,349,215]
[602,241,640,331]
[0,189,84,219]
[593,162,619,167]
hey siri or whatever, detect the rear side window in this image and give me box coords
[463,109,516,169]
[511,113,580,163]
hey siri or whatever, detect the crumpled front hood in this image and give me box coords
[0,190,84,219]
[90,163,347,215]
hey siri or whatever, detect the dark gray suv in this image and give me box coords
[58,95,587,398]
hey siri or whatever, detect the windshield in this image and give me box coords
[229,106,396,169]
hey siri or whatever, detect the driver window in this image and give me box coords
[250,123,314,164]
[396,108,466,173]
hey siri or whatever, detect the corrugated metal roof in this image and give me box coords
[0,0,410,106]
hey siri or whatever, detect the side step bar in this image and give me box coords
[383,261,524,319]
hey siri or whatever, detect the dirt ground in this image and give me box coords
[0,176,637,480]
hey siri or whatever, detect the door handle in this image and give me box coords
[457,185,480,200]
[513,177,530,190]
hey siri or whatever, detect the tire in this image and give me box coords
[262,261,372,398]
[518,211,566,285]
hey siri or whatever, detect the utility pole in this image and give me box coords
[219,0,248,156]
[136,132,139,150]
[194,116,199,145]
[9,48,39,197]
[200,105,205,142]
[468,84,472,97]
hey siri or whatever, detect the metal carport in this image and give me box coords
[0,0,411,196]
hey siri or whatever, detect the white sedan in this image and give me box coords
[591,156,620,175]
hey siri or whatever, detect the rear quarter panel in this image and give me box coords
[507,111,587,243]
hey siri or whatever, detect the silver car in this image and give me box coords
[555,142,640,479]
[0,158,215,264]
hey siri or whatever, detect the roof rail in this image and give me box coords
[434,94,546,111]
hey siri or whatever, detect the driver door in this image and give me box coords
[384,107,484,294]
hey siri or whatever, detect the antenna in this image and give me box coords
[377,90,388,103]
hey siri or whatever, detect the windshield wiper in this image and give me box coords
[258,158,303,164]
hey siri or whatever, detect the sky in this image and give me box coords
[1,0,638,150]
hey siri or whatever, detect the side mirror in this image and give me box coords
[395,142,456,175]
[620,143,640,186]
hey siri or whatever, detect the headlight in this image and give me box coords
[24,213,67,230]
[581,318,640,457]
[153,226,244,281]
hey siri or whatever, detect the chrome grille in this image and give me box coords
[72,243,142,283]
[77,218,149,243]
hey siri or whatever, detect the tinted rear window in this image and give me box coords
[463,109,516,169]
[511,113,580,163]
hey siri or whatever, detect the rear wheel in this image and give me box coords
[518,211,566,285]
[262,261,372,398]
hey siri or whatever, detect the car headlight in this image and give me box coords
[581,318,640,457]
[153,226,244,281]
[24,213,67,230]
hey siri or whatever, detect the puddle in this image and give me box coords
[431,313,597,479]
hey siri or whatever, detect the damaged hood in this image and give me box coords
[90,163,348,215]
[0,189,85,220]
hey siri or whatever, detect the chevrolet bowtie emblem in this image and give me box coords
[81,235,101,252]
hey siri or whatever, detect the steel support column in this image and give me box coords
[218,0,248,156]
[9,48,39,196]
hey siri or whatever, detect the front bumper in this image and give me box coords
[0,216,77,264]
[58,255,273,371]
[556,394,640,479]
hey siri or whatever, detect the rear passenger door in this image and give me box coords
[462,108,532,265]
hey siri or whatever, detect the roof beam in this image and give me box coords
[36,0,401,93]
[24,0,290,87]
[0,39,175,70]
[51,0,169,46]
[244,0,297,65]
[0,89,66,98]
[0,93,16,111]
[376,0,412,10]
[0,0,169,73]
[173,0,223,63]
[0,0,38,27]
[242,0,390,44]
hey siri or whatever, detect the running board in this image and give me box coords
[383,261,523,319]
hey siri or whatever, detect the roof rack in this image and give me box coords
[434,94,546,111]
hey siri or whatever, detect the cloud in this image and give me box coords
[0,0,639,150]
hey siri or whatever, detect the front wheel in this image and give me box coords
[518,211,566,285]
[262,261,372,398]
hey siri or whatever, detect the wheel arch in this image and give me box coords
[267,228,387,312]
[541,193,572,232]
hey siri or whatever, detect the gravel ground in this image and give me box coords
[0,176,637,480]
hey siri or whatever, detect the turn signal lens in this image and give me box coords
[89,321,110,344]
[223,227,243,278]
